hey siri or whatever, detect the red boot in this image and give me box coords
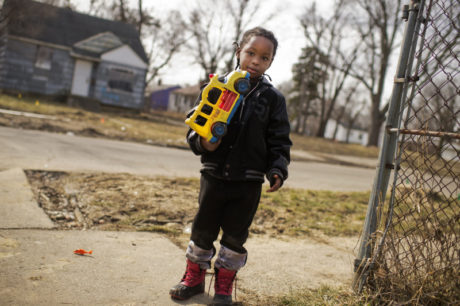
[212,267,237,305]
[169,259,206,300]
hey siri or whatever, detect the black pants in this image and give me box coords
[191,173,262,254]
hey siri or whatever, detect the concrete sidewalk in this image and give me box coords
[0,168,54,229]
[0,168,356,305]
[0,229,197,306]
[0,168,206,305]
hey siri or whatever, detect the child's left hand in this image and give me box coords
[200,137,221,152]
[266,174,282,192]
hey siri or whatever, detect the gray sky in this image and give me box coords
[74,0,335,87]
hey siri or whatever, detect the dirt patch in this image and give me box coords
[25,171,201,250]
[23,170,250,237]
[25,170,367,241]
[26,171,195,225]
[78,127,106,137]
[0,115,66,133]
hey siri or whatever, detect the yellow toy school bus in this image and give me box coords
[185,70,251,143]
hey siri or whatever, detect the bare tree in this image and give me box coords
[297,0,360,137]
[331,83,361,141]
[144,10,187,85]
[39,0,75,8]
[344,99,367,143]
[0,0,11,24]
[412,83,459,157]
[185,3,229,81]
[417,1,459,86]
[4,0,75,8]
[88,0,134,24]
[184,0,276,82]
[348,0,403,146]
[418,2,460,156]
[1,0,57,36]
[432,85,459,157]
[400,2,459,157]
[87,0,162,38]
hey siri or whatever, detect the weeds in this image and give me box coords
[258,188,369,237]
[270,284,368,305]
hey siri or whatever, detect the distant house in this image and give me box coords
[145,85,181,111]
[0,0,148,109]
[168,84,201,113]
[324,119,369,146]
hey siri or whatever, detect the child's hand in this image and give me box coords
[266,174,282,192]
[200,137,221,152]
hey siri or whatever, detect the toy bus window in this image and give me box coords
[208,88,222,104]
[201,104,213,115]
[195,115,207,126]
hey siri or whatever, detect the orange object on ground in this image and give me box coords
[73,249,93,255]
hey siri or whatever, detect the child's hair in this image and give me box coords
[235,27,278,70]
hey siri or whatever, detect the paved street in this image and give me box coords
[0,126,376,191]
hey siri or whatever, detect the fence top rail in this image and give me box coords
[387,128,460,140]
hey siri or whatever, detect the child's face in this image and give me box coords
[237,36,274,80]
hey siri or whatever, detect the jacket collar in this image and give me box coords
[260,75,273,87]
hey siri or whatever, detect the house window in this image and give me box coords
[35,46,52,70]
[107,67,134,93]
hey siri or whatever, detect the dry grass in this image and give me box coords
[291,133,379,158]
[25,170,369,240]
[257,188,369,237]
[270,284,370,306]
[366,132,460,305]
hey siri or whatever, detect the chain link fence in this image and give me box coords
[354,0,459,304]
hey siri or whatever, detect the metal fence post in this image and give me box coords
[352,0,424,292]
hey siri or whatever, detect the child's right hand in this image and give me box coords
[266,174,282,192]
[200,137,221,152]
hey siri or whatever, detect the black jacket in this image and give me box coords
[187,76,291,185]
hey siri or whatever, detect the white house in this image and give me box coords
[324,119,369,146]
[168,84,201,113]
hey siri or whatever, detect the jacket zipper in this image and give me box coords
[239,79,260,121]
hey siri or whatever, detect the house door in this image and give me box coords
[71,59,92,96]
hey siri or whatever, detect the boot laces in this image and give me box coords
[181,262,204,287]
[216,270,236,295]
[208,271,238,301]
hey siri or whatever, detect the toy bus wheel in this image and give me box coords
[234,78,250,95]
[211,122,227,138]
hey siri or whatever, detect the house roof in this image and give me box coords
[145,85,181,95]
[172,84,201,97]
[2,0,148,63]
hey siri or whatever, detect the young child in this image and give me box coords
[170,27,291,305]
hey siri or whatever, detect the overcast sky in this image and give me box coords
[73,0,335,87]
